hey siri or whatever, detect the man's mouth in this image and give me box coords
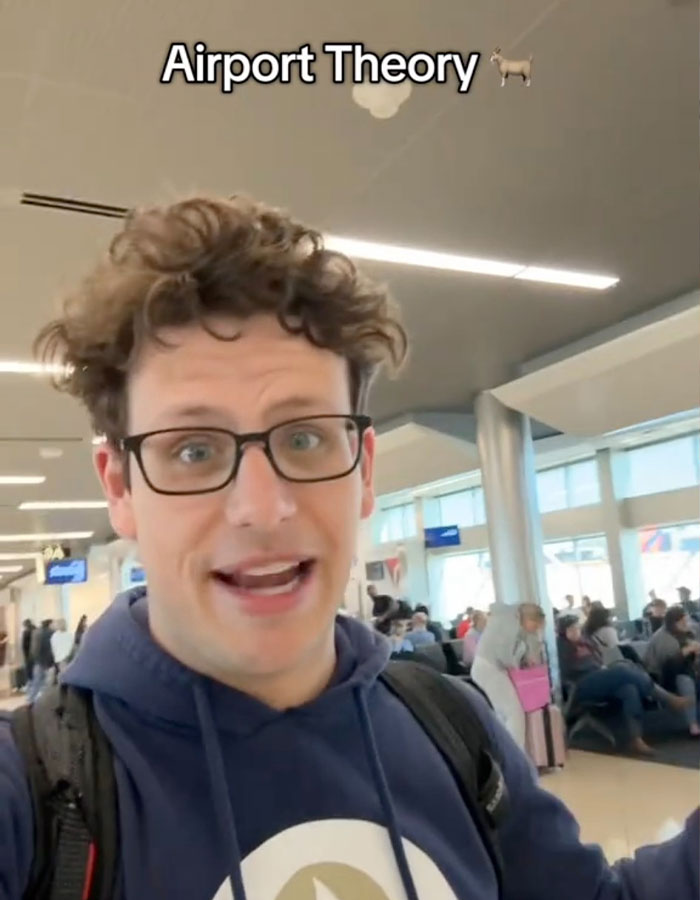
[211,559,315,597]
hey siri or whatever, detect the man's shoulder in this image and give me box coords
[0,711,35,896]
[0,709,30,785]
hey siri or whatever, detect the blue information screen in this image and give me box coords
[45,558,88,585]
[424,525,461,549]
[129,566,147,585]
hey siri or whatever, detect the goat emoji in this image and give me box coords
[490,48,533,87]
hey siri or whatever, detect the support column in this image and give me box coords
[596,449,644,620]
[474,392,557,681]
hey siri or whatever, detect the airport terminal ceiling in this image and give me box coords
[0,0,698,565]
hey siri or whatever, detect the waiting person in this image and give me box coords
[27,619,55,703]
[584,605,620,649]
[387,617,414,654]
[644,599,668,634]
[20,620,35,685]
[72,615,88,657]
[405,611,436,650]
[644,606,700,737]
[462,610,488,667]
[471,603,545,748]
[558,616,690,755]
[1,195,697,899]
[413,604,444,643]
[564,594,575,611]
[456,606,475,639]
[50,619,74,674]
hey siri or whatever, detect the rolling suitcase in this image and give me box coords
[11,666,27,692]
[525,703,566,769]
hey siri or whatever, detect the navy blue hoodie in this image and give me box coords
[1,587,698,899]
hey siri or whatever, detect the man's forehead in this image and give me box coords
[135,315,341,371]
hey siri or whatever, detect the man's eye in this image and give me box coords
[176,443,214,464]
[288,431,321,451]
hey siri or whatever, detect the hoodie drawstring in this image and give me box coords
[194,681,248,900]
[192,678,419,900]
[354,686,421,900]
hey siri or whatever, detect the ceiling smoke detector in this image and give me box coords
[39,447,64,460]
[352,81,412,119]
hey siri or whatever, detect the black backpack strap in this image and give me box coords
[11,685,120,900]
[381,661,509,897]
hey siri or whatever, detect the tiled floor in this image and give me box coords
[2,694,697,861]
[541,750,697,860]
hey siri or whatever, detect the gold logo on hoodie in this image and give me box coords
[275,862,392,900]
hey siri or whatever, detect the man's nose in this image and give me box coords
[223,444,297,529]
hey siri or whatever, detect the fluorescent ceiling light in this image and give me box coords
[0,475,46,485]
[0,565,23,573]
[326,236,522,278]
[325,235,619,290]
[0,531,94,543]
[0,361,68,375]
[19,500,108,511]
[92,435,107,445]
[0,552,40,560]
[514,267,619,290]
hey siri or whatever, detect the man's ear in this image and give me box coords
[360,426,375,520]
[94,445,137,540]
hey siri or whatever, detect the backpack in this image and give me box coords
[10,660,509,899]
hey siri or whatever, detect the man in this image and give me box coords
[20,620,34,685]
[405,611,436,650]
[414,603,445,643]
[49,619,74,674]
[644,606,700,737]
[27,620,54,703]
[645,599,668,634]
[0,195,697,899]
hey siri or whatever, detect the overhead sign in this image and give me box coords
[45,558,88,585]
[424,525,461,549]
[129,566,147,585]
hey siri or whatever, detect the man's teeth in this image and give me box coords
[240,576,302,596]
[239,562,300,577]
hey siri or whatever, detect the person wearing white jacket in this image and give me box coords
[471,603,545,748]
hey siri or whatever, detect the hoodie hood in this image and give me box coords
[65,586,391,736]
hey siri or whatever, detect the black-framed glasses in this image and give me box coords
[120,414,372,495]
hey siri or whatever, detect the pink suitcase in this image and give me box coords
[525,704,567,769]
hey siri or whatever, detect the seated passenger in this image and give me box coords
[584,605,619,650]
[471,603,545,749]
[644,606,700,737]
[456,606,474,639]
[388,617,413,655]
[413,603,445,643]
[462,610,488,667]
[644,598,668,634]
[558,616,691,755]
[406,611,437,649]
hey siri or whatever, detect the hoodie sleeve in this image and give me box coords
[0,720,33,900]
[454,682,699,900]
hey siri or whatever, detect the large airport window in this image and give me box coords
[429,551,495,622]
[374,503,417,543]
[544,534,614,608]
[536,467,568,513]
[437,488,486,528]
[624,435,699,498]
[639,521,700,599]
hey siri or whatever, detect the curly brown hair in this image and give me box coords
[35,195,408,445]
